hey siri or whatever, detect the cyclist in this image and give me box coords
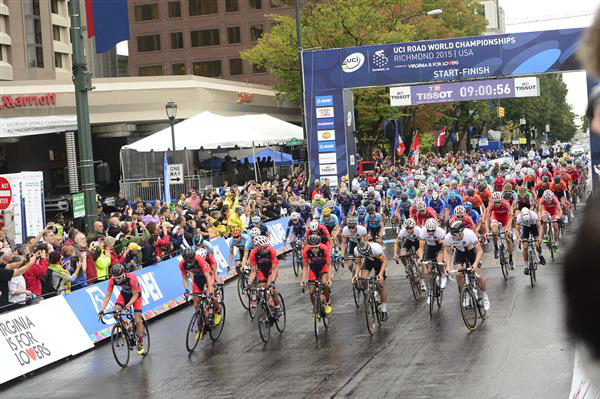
[410,198,438,227]
[445,193,463,221]
[476,181,492,209]
[340,216,368,272]
[285,211,306,248]
[247,235,282,313]
[395,192,412,222]
[320,207,340,247]
[485,191,514,268]
[228,227,250,274]
[443,221,490,311]
[418,218,448,300]
[449,205,476,231]
[338,189,355,218]
[427,192,447,225]
[516,207,546,275]
[306,219,331,250]
[296,198,312,223]
[394,218,426,292]
[248,214,269,236]
[178,248,221,336]
[98,264,146,355]
[538,189,562,252]
[463,187,483,217]
[550,175,571,222]
[357,205,368,226]
[365,204,384,242]
[193,234,214,256]
[241,227,262,269]
[301,234,333,315]
[353,241,389,322]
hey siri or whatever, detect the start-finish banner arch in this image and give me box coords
[302,28,586,185]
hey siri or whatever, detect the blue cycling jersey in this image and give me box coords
[468,209,481,225]
[230,233,250,249]
[320,214,339,228]
[428,198,447,215]
[285,219,306,239]
[446,197,463,215]
[357,213,367,225]
[365,213,382,228]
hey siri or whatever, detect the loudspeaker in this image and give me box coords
[95,162,111,185]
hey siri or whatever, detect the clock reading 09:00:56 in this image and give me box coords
[459,83,512,98]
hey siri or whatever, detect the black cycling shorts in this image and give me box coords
[401,239,419,253]
[424,243,442,261]
[347,241,358,256]
[362,258,386,279]
[521,225,539,240]
[453,248,477,266]
[367,227,380,239]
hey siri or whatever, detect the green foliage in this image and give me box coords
[420,132,435,154]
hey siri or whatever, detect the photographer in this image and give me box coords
[1,254,36,311]
[22,242,49,297]
[46,250,83,295]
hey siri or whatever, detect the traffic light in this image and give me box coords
[498,107,505,118]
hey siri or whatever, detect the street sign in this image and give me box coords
[72,192,85,218]
[287,138,304,146]
[0,177,11,210]
[168,164,183,185]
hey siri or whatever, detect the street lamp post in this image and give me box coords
[165,100,177,156]
[398,9,443,25]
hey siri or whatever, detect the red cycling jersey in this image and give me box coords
[306,224,331,247]
[449,215,476,230]
[249,246,279,282]
[410,207,438,226]
[179,256,212,293]
[302,244,331,281]
[107,273,143,311]
[487,199,512,226]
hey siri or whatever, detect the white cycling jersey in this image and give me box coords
[419,227,446,246]
[516,212,538,228]
[443,229,478,252]
[398,227,422,242]
[341,225,368,242]
[354,242,384,260]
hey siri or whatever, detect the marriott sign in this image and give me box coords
[0,93,57,110]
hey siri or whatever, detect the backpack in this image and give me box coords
[41,268,62,297]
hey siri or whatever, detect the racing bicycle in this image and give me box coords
[256,285,286,344]
[185,292,226,352]
[100,308,150,368]
[422,260,444,317]
[305,281,331,341]
[451,262,487,332]
[360,277,384,335]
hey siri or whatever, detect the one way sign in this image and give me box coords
[168,164,184,185]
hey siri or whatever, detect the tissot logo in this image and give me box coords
[342,53,365,73]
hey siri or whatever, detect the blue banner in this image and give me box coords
[64,217,291,342]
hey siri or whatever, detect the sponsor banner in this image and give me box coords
[316,107,335,119]
[320,175,339,187]
[0,296,94,384]
[478,138,489,147]
[318,141,336,152]
[318,152,337,164]
[65,217,291,343]
[342,52,365,73]
[316,118,335,128]
[0,115,77,138]
[315,95,334,107]
[389,77,540,106]
[317,130,336,141]
[319,163,338,175]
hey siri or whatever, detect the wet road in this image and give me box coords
[2,223,577,399]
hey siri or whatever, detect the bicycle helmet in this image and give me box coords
[249,227,261,237]
[111,263,125,278]
[357,206,366,214]
[326,200,335,208]
[543,190,554,201]
[542,175,550,183]
[454,205,465,217]
[298,199,306,207]
[322,207,332,217]
[463,202,473,213]
[195,248,207,259]
[231,227,241,237]
[290,212,300,221]
[309,220,319,231]
[307,234,321,246]
[366,204,376,213]
[450,220,465,235]
[553,176,561,184]
[431,191,439,200]
[367,186,375,193]
[521,210,531,224]
[251,215,261,224]
[466,188,475,196]
[182,247,195,262]
[403,218,416,229]
[425,218,438,232]
[491,191,503,202]
[414,198,426,212]
[254,235,270,247]
[314,194,321,201]
[192,234,204,246]
[346,217,358,227]
[357,242,373,257]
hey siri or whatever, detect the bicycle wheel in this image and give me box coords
[459,287,478,331]
[217,284,225,302]
[237,276,249,310]
[529,258,536,287]
[275,294,286,333]
[185,311,201,352]
[248,294,257,319]
[257,302,271,344]
[499,247,509,281]
[313,295,321,340]
[292,250,299,277]
[548,230,555,262]
[209,301,226,341]
[408,265,420,302]
[428,274,435,318]
[436,280,444,308]
[141,319,150,356]
[321,297,330,330]
[352,282,362,308]
[333,256,339,272]
[111,323,130,368]
[364,294,377,335]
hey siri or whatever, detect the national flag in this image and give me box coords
[410,131,420,165]
[86,0,130,53]
[393,120,405,156]
[436,127,446,148]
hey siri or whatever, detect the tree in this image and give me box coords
[242,0,487,156]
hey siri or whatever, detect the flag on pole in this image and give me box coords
[436,127,446,148]
[410,131,420,165]
[86,0,130,53]
[163,153,171,205]
[393,120,406,156]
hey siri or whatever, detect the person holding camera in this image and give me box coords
[1,255,36,311]
[46,250,84,295]
[22,243,49,297]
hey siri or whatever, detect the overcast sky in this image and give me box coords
[116,1,598,115]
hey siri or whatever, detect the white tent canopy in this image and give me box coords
[122,111,302,152]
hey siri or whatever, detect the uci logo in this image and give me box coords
[342,52,365,73]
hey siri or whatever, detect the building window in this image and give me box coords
[189,0,218,16]
[172,63,186,75]
[249,0,262,10]
[54,52,63,68]
[170,32,184,49]
[249,24,263,42]
[134,4,159,22]
[168,1,181,18]
[190,29,220,47]
[138,65,163,76]
[270,0,294,7]
[226,0,239,12]
[25,0,44,68]
[253,64,266,73]
[229,58,243,75]
[192,60,222,77]
[227,27,240,44]
[136,34,161,52]
[52,25,61,41]
[50,0,59,14]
